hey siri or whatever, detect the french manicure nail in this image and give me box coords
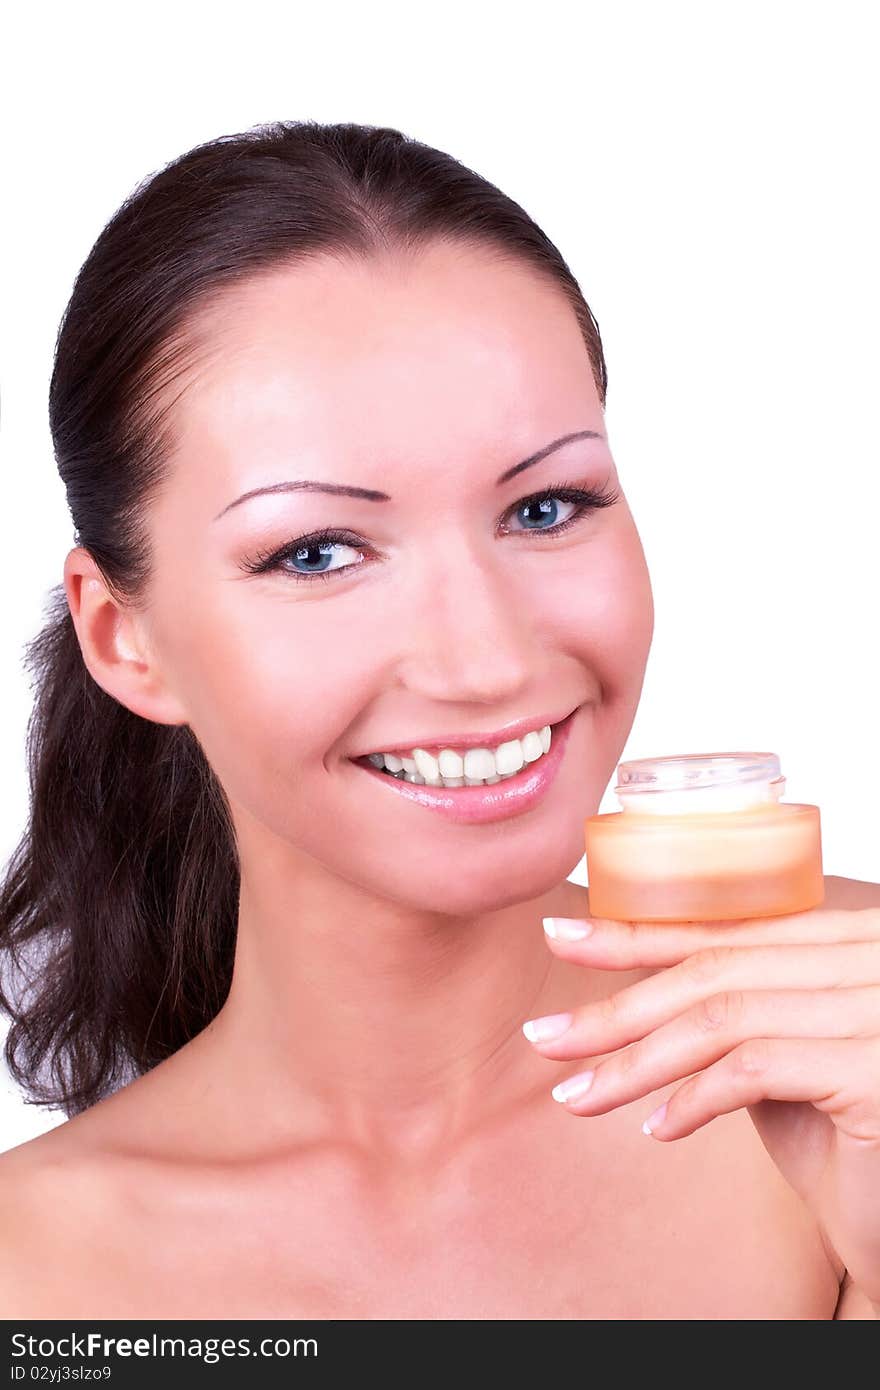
[551,1070,595,1103]
[543,917,593,940]
[642,1102,668,1135]
[522,1011,573,1042]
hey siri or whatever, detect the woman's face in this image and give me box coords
[136,242,654,916]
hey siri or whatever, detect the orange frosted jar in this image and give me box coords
[584,752,824,922]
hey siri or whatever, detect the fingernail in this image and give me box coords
[642,1102,668,1135]
[543,917,593,940]
[522,1011,573,1042]
[551,1070,595,1103]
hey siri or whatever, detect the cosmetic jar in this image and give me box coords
[584,752,824,921]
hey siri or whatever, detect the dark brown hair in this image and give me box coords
[0,120,608,1120]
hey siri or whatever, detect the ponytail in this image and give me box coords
[0,585,238,1118]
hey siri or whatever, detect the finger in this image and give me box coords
[524,945,880,1060]
[637,1036,880,1141]
[543,988,880,1117]
[543,905,880,970]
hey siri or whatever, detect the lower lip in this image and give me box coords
[347,707,579,825]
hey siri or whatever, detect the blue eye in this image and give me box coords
[241,478,621,584]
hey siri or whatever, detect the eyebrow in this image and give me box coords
[211,428,605,522]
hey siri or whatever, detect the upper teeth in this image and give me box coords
[365,725,552,786]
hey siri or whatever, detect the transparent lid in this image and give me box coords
[614,752,785,814]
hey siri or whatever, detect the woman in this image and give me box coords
[1,120,878,1320]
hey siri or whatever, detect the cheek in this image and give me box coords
[546,525,654,685]
[595,534,655,686]
[157,594,377,809]
[544,526,654,786]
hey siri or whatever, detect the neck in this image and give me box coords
[204,830,590,1169]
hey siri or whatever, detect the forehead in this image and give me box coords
[167,243,600,488]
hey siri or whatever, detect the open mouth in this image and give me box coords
[348,709,575,790]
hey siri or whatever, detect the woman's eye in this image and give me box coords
[269,535,366,583]
[507,493,582,534]
[241,480,619,585]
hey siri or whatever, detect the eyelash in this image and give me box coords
[240,477,622,584]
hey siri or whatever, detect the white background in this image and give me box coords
[1,1,877,1151]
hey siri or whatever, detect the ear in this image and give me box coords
[63,547,188,727]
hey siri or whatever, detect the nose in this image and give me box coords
[394,530,536,704]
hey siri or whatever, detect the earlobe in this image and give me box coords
[62,548,188,728]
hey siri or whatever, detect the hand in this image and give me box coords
[522,905,880,1309]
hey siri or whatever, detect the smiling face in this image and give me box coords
[133,240,654,915]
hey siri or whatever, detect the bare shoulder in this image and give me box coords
[0,1135,63,1316]
[0,1120,117,1317]
[0,1128,72,1220]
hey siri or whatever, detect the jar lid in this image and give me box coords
[615,751,783,795]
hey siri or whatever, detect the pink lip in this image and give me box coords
[348,705,579,825]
